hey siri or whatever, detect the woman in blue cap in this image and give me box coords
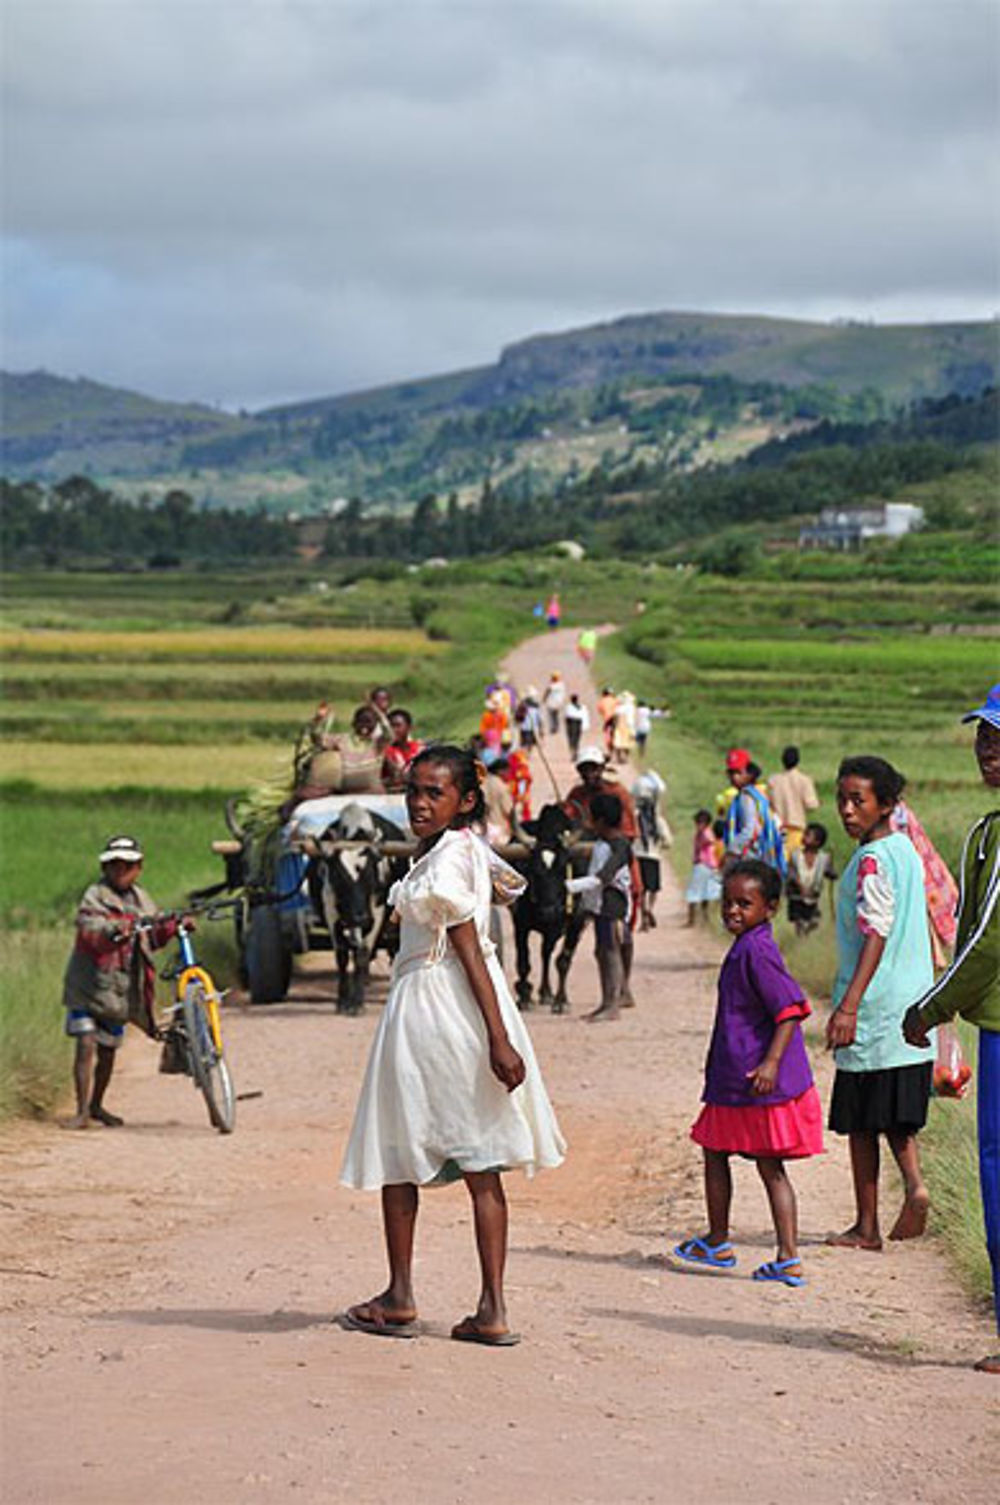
[904,685,1000,1374]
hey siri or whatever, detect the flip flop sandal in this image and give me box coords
[339,1307,421,1339]
[672,1236,737,1269]
[752,1258,805,1288]
[451,1317,521,1347]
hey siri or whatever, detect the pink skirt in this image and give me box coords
[691,1085,824,1160]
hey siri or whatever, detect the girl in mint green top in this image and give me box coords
[832,832,934,1073]
[826,757,936,1252]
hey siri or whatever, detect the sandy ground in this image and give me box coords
[2,627,998,1504]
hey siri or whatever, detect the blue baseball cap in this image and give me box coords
[961,684,1000,729]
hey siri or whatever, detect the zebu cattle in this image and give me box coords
[510,804,576,1011]
[312,802,404,1013]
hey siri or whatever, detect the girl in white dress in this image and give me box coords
[340,746,565,1345]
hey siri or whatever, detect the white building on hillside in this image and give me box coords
[799,501,925,551]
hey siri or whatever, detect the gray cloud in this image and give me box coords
[2,0,997,408]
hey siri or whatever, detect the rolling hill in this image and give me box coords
[2,310,997,507]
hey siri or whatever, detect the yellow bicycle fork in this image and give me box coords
[177,966,225,1053]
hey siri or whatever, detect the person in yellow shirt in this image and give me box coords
[767,746,819,854]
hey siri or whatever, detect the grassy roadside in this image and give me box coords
[921,1027,991,1306]
[598,628,992,1311]
[0,933,73,1119]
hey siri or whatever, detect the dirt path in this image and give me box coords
[2,627,997,1504]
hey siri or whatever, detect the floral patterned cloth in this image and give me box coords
[891,799,958,953]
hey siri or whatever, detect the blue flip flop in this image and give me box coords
[752,1258,805,1287]
[672,1236,737,1269]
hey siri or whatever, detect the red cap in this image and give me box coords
[726,747,751,771]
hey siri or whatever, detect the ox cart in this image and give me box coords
[208,793,414,1010]
[207,794,594,1013]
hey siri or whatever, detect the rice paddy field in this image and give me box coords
[0,557,646,924]
[0,571,498,914]
[3,554,997,931]
[613,575,999,874]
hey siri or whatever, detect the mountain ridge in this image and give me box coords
[3,309,997,502]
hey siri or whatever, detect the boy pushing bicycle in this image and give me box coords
[62,835,191,1128]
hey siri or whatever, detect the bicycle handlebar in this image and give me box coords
[132,886,300,935]
[130,897,242,933]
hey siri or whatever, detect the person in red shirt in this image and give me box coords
[562,746,638,839]
[381,708,423,791]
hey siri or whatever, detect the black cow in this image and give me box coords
[313,802,402,1013]
[511,804,576,1011]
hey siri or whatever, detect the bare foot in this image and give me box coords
[888,1188,930,1241]
[61,1113,90,1131]
[826,1225,883,1252]
[974,1353,1000,1374]
[89,1106,124,1127]
[584,1007,620,1023]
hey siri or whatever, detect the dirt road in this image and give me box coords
[2,627,997,1504]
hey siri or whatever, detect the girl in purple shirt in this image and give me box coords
[674,859,824,1287]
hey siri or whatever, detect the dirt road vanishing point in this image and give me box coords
[2,627,997,1504]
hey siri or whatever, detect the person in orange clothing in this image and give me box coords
[562,746,638,839]
[596,688,618,755]
[479,692,509,755]
[504,746,533,823]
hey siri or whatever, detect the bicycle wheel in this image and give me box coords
[181,979,236,1134]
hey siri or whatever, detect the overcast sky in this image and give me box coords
[2,0,998,410]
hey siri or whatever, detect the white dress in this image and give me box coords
[339,827,567,1190]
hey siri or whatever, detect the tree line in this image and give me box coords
[2,389,994,570]
[1,475,295,567]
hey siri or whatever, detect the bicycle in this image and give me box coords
[139,902,238,1134]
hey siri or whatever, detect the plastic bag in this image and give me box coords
[932,1024,973,1099]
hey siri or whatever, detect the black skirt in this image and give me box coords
[828,1062,933,1135]
[638,856,661,893]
